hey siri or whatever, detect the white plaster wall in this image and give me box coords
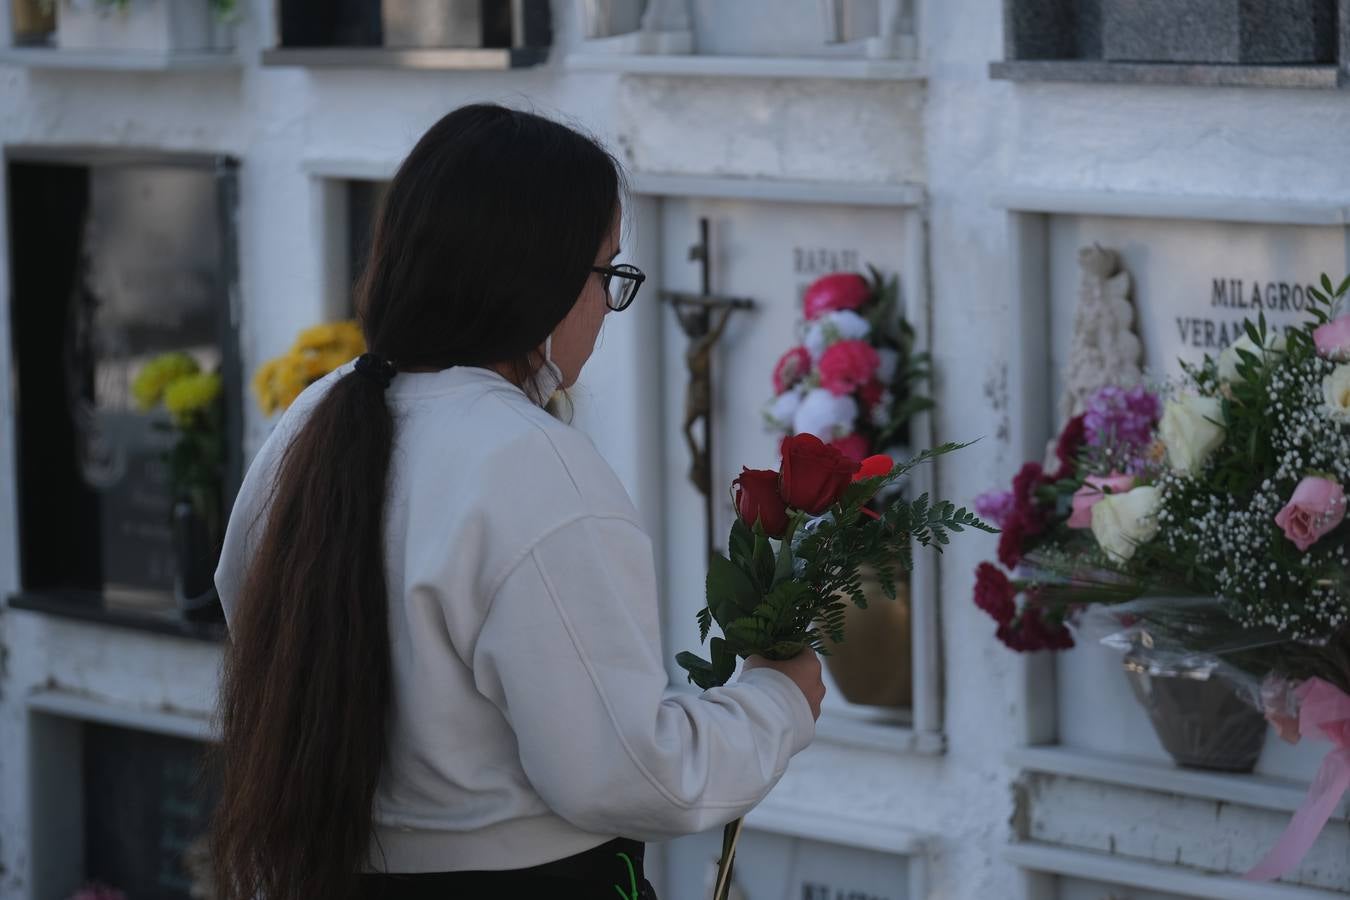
[3,0,1350,898]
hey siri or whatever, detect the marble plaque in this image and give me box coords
[1047,215,1347,397]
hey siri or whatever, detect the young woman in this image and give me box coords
[210,104,825,900]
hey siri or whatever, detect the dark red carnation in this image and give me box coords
[1051,414,1087,481]
[996,507,1030,569]
[857,378,886,411]
[973,562,1016,625]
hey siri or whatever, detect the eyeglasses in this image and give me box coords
[592,263,645,312]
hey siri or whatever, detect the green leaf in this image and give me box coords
[728,517,754,567]
[675,651,717,690]
[697,606,712,643]
[710,637,738,686]
[707,552,760,625]
[751,528,776,593]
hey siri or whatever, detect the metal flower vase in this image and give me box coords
[1123,647,1267,773]
[172,498,222,621]
[819,564,912,708]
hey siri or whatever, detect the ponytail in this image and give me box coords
[211,371,394,899]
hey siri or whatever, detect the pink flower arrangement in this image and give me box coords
[772,346,812,394]
[1068,473,1136,529]
[1274,476,1346,551]
[764,267,930,466]
[1313,315,1350,361]
[803,272,871,320]
[818,340,880,396]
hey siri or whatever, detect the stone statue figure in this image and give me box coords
[677,302,736,497]
[1059,244,1143,424]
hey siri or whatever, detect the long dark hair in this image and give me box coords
[211,104,621,900]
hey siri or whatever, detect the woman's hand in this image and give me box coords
[743,651,825,720]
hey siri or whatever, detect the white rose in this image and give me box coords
[1091,485,1162,564]
[804,309,871,361]
[1217,332,1286,383]
[763,389,803,430]
[1324,364,1350,425]
[1159,395,1226,475]
[875,348,900,383]
[793,387,858,440]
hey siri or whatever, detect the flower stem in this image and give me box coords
[712,817,744,900]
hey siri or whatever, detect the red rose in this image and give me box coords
[818,340,880,396]
[803,272,871,321]
[829,432,871,463]
[779,433,861,514]
[772,346,812,395]
[973,562,1016,625]
[732,467,789,538]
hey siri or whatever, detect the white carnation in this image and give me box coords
[804,309,871,361]
[876,348,900,384]
[764,389,804,430]
[1324,363,1350,425]
[793,387,858,440]
[870,389,894,427]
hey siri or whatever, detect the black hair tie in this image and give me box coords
[354,353,397,389]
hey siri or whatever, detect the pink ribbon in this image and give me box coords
[1246,678,1350,882]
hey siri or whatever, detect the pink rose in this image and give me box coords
[1274,476,1346,552]
[772,346,812,394]
[1313,316,1350,361]
[803,273,871,321]
[817,339,880,396]
[1067,473,1135,529]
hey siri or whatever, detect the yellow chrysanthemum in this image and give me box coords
[131,352,200,411]
[163,372,222,424]
[251,320,367,416]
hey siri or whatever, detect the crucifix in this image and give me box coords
[662,217,755,565]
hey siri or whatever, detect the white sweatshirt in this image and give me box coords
[214,363,816,873]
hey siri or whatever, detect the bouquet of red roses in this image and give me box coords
[678,433,991,900]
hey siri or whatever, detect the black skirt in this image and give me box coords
[357,836,658,900]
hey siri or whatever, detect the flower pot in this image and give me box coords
[172,499,222,621]
[56,0,232,53]
[1100,0,1336,64]
[1123,648,1267,773]
[818,566,912,708]
[381,0,506,49]
[12,0,56,45]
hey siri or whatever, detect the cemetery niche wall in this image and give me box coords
[7,151,242,637]
[1002,200,1350,897]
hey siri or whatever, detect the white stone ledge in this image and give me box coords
[992,187,1350,226]
[629,173,924,207]
[566,53,926,82]
[27,689,216,743]
[1009,745,1349,818]
[1006,842,1347,900]
[745,796,929,856]
[0,47,239,71]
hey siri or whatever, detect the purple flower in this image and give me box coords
[975,489,1016,530]
[1084,385,1161,455]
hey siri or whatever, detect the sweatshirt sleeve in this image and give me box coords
[470,514,816,841]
